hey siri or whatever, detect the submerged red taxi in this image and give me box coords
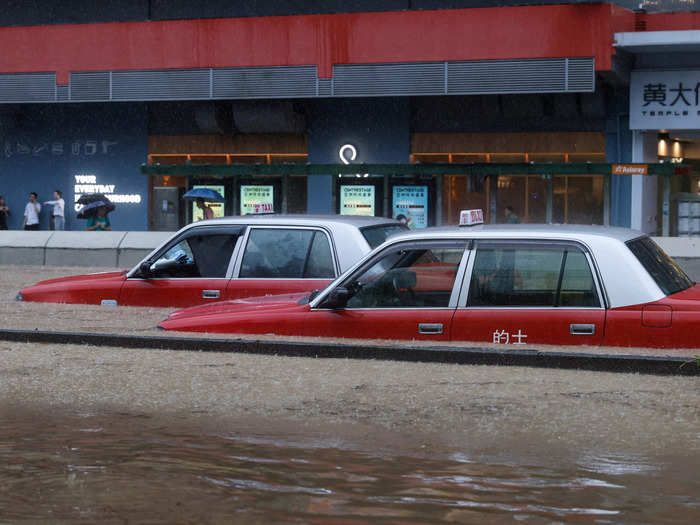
[159,219,700,349]
[17,215,406,308]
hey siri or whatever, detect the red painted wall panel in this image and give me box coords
[0,4,636,83]
[642,12,700,32]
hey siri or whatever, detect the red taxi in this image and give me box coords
[17,215,406,308]
[159,212,700,349]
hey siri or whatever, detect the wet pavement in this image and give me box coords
[1,265,698,522]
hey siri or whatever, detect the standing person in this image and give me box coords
[0,195,9,230]
[504,205,520,224]
[196,198,215,221]
[44,190,65,230]
[86,205,111,231]
[22,192,41,230]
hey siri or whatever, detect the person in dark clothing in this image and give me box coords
[0,195,9,230]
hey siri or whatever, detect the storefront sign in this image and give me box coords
[612,164,648,175]
[241,185,274,215]
[630,70,700,130]
[73,173,142,212]
[340,185,375,216]
[191,184,225,220]
[392,186,428,228]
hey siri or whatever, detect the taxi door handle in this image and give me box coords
[202,290,221,299]
[570,323,595,335]
[418,323,443,335]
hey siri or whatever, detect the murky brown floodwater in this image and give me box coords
[1,410,697,524]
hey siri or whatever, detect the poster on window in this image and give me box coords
[191,185,225,222]
[392,186,428,229]
[340,185,375,216]
[241,185,274,215]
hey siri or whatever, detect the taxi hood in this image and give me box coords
[165,292,309,321]
[27,270,127,287]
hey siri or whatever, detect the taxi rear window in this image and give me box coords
[360,224,408,249]
[626,236,693,296]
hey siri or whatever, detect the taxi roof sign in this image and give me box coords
[459,209,484,227]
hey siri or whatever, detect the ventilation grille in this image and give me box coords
[448,59,569,94]
[213,66,317,99]
[1,58,595,103]
[70,72,110,101]
[56,84,70,102]
[0,73,56,103]
[333,62,445,97]
[566,58,595,92]
[317,78,333,97]
[112,69,212,101]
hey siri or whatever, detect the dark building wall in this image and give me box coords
[306,99,410,213]
[0,104,149,231]
[0,1,639,27]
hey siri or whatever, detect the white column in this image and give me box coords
[631,131,659,234]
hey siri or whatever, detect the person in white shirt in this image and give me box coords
[23,192,41,230]
[44,190,65,230]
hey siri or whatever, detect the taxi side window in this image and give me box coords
[344,243,465,308]
[151,234,239,278]
[239,228,335,278]
[467,244,599,307]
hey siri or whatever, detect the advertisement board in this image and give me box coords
[630,70,700,130]
[392,185,428,229]
[340,185,375,216]
[191,184,225,221]
[241,185,274,215]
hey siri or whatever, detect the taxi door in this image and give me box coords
[304,240,469,342]
[450,241,605,347]
[226,226,338,301]
[120,227,243,308]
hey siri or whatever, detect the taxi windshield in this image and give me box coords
[626,236,693,296]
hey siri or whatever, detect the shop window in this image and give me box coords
[287,176,307,214]
[554,176,604,225]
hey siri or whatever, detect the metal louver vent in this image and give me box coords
[0,73,56,103]
[317,78,332,97]
[70,72,110,101]
[111,69,211,101]
[448,59,570,95]
[213,66,317,99]
[566,58,595,92]
[333,62,444,97]
[56,85,70,102]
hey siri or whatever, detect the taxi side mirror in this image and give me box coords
[320,286,350,310]
[138,261,153,278]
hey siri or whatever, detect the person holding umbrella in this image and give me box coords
[86,205,111,231]
[183,188,224,222]
[196,198,215,220]
[77,194,116,231]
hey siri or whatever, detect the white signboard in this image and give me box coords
[630,70,700,130]
[241,185,274,215]
[340,185,374,216]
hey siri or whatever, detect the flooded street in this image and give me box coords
[0,341,698,523]
[1,409,698,523]
[1,266,699,522]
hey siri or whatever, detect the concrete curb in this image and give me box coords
[0,231,172,267]
[1,329,697,376]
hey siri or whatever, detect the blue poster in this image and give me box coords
[392,186,428,229]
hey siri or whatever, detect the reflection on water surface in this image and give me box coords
[0,411,697,523]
